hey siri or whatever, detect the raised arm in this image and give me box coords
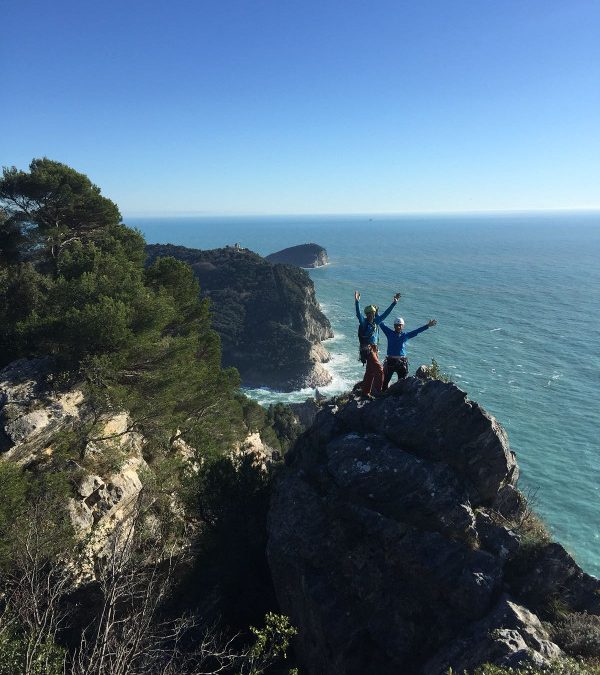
[375,293,401,324]
[405,319,437,340]
[354,290,363,324]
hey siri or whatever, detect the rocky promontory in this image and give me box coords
[266,243,329,268]
[146,244,333,391]
[267,377,600,674]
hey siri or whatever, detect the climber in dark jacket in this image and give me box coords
[380,316,437,390]
[355,290,399,397]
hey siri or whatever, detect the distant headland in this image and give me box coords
[266,243,328,268]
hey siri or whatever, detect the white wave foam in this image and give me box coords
[490,327,502,332]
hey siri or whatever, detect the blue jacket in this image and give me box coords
[380,322,429,356]
[355,300,395,345]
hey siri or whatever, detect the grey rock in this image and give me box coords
[424,595,562,674]
[5,409,51,444]
[415,364,432,379]
[76,474,104,498]
[288,398,320,430]
[325,432,476,540]
[0,358,84,460]
[306,378,518,505]
[493,483,527,520]
[476,510,520,560]
[509,542,600,615]
[268,380,521,674]
[67,499,94,534]
[267,380,593,673]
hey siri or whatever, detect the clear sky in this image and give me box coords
[2,1,599,215]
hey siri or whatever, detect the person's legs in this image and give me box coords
[382,359,394,391]
[362,347,383,395]
[361,354,375,395]
[371,347,384,394]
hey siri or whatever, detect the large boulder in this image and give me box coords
[267,378,594,674]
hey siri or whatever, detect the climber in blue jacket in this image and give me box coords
[355,291,399,396]
[380,316,437,391]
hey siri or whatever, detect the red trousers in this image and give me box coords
[361,346,383,396]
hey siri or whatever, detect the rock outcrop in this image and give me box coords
[1,359,149,572]
[267,377,600,674]
[146,244,334,391]
[266,243,329,268]
[0,358,84,461]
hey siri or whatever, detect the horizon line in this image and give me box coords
[123,207,600,219]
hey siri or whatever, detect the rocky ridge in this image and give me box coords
[267,376,600,674]
[146,244,334,391]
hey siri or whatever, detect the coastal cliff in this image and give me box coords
[266,243,329,268]
[267,377,600,674]
[146,243,334,391]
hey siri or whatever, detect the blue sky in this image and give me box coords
[2,1,599,215]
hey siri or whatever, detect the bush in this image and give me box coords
[430,358,451,383]
[549,613,600,658]
[266,403,301,452]
[470,656,600,673]
[0,463,74,571]
[0,625,65,675]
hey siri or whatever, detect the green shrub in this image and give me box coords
[430,358,451,383]
[0,463,74,571]
[0,625,65,675]
[247,612,298,674]
[468,656,600,674]
[266,403,301,452]
[549,613,600,658]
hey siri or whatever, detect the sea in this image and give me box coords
[128,212,600,577]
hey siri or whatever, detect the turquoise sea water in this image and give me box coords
[129,213,600,577]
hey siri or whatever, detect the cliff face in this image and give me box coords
[146,244,334,391]
[265,243,329,268]
[267,377,600,674]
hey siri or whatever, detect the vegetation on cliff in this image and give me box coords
[0,159,296,674]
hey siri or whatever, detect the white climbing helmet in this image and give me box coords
[394,317,405,326]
